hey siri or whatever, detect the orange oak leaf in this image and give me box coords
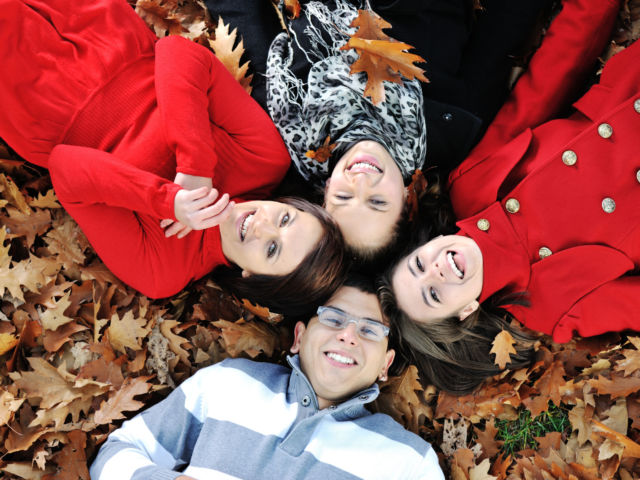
[475,417,502,460]
[45,430,90,480]
[1,206,51,247]
[341,9,428,104]
[93,376,153,425]
[616,347,640,377]
[589,374,640,399]
[241,298,284,324]
[135,0,186,37]
[213,318,278,358]
[43,322,88,353]
[38,290,74,331]
[284,0,301,18]
[159,319,192,364]
[208,17,253,94]
[490,330,517,369]
[372,365,432,434]
[305,135,336,164]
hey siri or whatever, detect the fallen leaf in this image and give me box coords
[38,290,74,331]
[28,189,61,209]
[208,17,253,94]
[0,172,31,214]
[213,318,278,358]
[340,9,427,104]
[490,330,517,369]
[284,0,301,18]
[305,135,336,164]
[240,298,284,324]
[0,332,19,355]
[470,458,498,480]
[93,376,153,424]
[107,310,152,354]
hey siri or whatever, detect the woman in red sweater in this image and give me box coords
[380,0,640,394]
[0,0,346,318]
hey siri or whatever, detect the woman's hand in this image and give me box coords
[165,187,234,238]
[161,173,231,238]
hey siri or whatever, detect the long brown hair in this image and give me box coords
[379,279,536,395]
[215,197,348,320]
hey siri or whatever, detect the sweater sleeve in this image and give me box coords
[89,368,212,480]
[451,0,620,175]
[551,276,640,343]
[49,145,224,299]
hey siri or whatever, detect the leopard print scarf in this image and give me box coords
[266,0,426,188]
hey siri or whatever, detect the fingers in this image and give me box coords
[160,218,173,229]
[197,200,235,229]
[164,221,187,238]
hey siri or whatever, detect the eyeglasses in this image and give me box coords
[316,306,390,342]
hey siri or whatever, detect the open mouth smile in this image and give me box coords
[347,155,382,174]
[324,351,357,366]
[239,211,255,241]
[447,251,464,279]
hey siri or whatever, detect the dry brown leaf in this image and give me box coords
[240,298,284,324]
[38,290,74,331]
[0,389,25,427]
[28,189,61,209]
[0,172,31,214]
[159,319,191,364]
[208,17,253,94]
[1,462,54,480]
[591,419,640,458]
[93,376,153,424]
[469,458,498,480]
[107,310,152,354]
[590,374,640,399]
[284,0,301,19]
[214,318,278,358]
[341,9,427,104]
[305,135,336,164]
[1,206,51,247]
[135,0,186,37]
[475,417,501,460]
[46,430,90,480]
[0,332,19,355]
[490,330,517,369]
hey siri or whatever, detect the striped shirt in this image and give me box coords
[90,356,444,480]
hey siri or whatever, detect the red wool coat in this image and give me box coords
[0,0,290,298]
[448,0,640,342]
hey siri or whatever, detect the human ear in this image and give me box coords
[458,300,480,321]
[290,322,306,354]
[378,349,395,382]
[241,269,251,278]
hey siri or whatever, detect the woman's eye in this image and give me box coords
[416,256,424,272]
[335,194,351,201]
[369,198,387,206]
[280,213,290,227]
[430,287,440,303]
[267,241,277,258]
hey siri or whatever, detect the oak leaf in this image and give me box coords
[38,290,74,331]
[214,318,278,358]
[0,389,25,426]
[589,374,640,399]
[469,458,498,480]
[591,419,640,458]
[43,322,88,353]
[341,9,427,104]
[45,430,90,480]
[159,319,192,364]
[93,376,153,424]
[28,189,61,209]
[475,417,501,459]
[208,17,253,94]
[284,0,301,19]
[0,172,31,214]
[107,310,152,354]
[490,330,517,369]
[240,298,284,324]
[135,0,186,37]
[1,206,51,247]
[305,135,336,164]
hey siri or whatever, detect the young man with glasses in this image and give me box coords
[90,276,444,479]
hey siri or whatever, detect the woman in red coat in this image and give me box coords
[381,0,640,393]
[0,0,346,318]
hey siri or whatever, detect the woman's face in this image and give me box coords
[219,200,323,276]
[392,235,484,323]
[324,141,406,250]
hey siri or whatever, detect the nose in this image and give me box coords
[419,261,445,283]
[252,210,277,239]
[336,323,359,345]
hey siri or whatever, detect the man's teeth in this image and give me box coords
[241,213,254,240]
[349,162,381,173]
[447,251,464,279]
[326,352,355,365]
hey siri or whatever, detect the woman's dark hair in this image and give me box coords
[379,277,537,395]
[215,197,348,320]
[348,170,457,275]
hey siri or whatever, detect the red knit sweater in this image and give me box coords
[49,36,290,298]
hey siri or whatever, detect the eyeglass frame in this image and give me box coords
[315,306,390,342]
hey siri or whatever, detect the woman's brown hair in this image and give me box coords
[379,277,537,395]
[215,197,348,320]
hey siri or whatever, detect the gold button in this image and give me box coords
[637,169,640,183]
[562,150,577,166]
[635,98,640,114]
[598,123,613,139]
[477,219,490,231]
[505,198,520,213]
[602,197,616,213]
[538,247,552,259]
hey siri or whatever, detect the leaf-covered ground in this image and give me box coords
[1,1,640,479]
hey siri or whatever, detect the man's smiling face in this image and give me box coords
[291,286,395,409]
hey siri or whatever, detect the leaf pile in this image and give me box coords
[1,1,640,479]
